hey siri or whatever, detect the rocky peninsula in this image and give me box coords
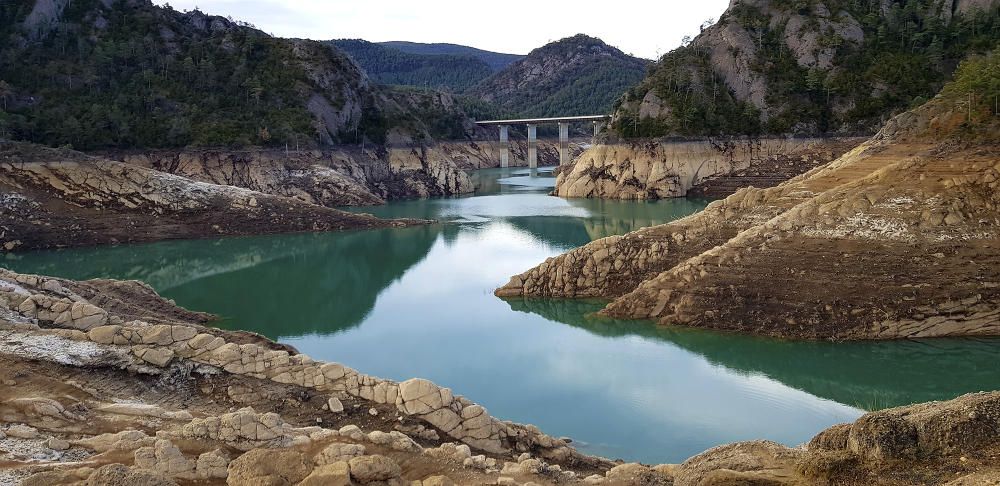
[1,267,999,485]
[498,55,1000,340]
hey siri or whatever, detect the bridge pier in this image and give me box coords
[499,125,509,168]
[592,120,601,140]
[558,122,569,165]
[527,124,537,169]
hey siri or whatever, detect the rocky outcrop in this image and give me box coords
[553,138,855,200]
[0,143,426,251]
[499,62,1000,340]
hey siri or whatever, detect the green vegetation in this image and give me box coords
[0,0,343,149]
[377,41,523,72]
[470,34,648,118]
[615,0,1000,138]
[940,47,1000,138]
[331,40,495,92]
[0,0,479,149]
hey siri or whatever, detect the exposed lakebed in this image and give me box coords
[5,167,1000,464]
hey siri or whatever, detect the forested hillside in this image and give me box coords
[330,39,495,92]
[613,0,1000,138]
[468,35,649,118]
[0,0,472,149]
[379,41,524,72]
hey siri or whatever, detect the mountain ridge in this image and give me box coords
[468,34,649,118]
[378,41,524,71]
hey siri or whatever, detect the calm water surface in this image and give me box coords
[5,167,1000,463]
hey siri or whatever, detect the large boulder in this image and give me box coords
[348,454,402,483]
[226,448,312,486]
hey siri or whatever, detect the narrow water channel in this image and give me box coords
[6,167,1000,464]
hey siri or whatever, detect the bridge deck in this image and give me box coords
[475,115,609,126]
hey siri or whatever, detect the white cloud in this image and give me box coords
[154,0,730,60]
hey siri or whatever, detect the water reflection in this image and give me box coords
[505,298,1000,411]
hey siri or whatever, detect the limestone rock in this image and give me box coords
[133,439,197,479]
[315,442,366,465]
[74,430,155,452]
[328,397,345,413]
[226,448,312,486]
[299,461,352,486]
[5,424,40,439]
[605,463,671,485]
[348,454,402,483]
[84,463,178,486]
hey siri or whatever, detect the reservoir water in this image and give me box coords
[5,167,1000,464]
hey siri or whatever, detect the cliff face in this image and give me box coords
[468,34,648,118]
[613,0,999,137]
[498,51,1000,340]
[115,146,475,207]
[0,143,428,251]
[552,138,860,200]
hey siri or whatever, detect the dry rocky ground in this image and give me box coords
[1,268,999,485]
[498,80,1000,340]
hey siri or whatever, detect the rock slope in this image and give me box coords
[498,55,1000,340]
[0,143,426,251]
[1,271,1000,485]
[553,138,859,200]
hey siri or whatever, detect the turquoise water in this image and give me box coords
[5,167,1000,464]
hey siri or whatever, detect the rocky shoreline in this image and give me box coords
[1,268,1000,485]
[0,143,440,252]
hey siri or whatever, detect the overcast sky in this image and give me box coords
[153,0,730,60]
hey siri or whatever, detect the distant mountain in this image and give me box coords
[379,41,524,72]
[468,34,649,118]
[0,0,472,149]
[330,39,493,92]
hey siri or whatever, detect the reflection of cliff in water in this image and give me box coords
[5,226,440,338]
[569,197,710,241]
[165,226,440,338]
[504,298,1000,410]
[5,233,324,291]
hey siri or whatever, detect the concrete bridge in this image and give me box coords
[475,115,609,168]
